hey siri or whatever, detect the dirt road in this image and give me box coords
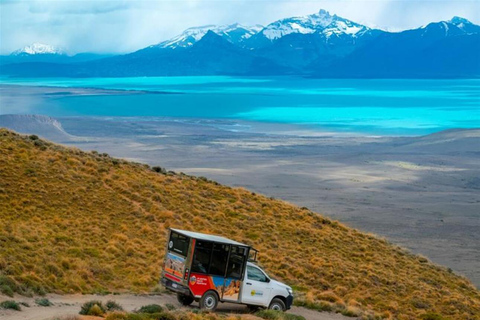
[0,293,353,320]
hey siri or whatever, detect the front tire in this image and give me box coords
[199,290,219,311]
[268,298,286,311]
[177,293,194,306]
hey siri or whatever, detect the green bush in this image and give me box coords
[79,300,106,315]
[89,304,105,316]
[283,314,306,320]
[0,275,17,297]
[255,310,283,320]
[0,300,21,311]
[136,304,163,314]
[0,284,14,297]
[106,300,124,311]
[151,312,177,320]
[152,167,166,174]
[165,303,176,311]
[35,298,53,307]
[255,310,305,320]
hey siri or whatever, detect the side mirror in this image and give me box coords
[265,277,270,283]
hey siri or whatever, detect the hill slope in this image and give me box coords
[0,129,479,319]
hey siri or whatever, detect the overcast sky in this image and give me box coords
[1,0,479,54]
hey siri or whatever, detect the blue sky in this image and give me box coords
[1,0,479,54]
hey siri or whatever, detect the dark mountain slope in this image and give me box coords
[318,22,480,78]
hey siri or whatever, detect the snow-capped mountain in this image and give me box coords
[156,23,264,49]
[256,9,371,41]
[1,11,478,78]
[417,16,480,39]
[12,43,65,55]
[448,16,480,34]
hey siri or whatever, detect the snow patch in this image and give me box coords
[12,43,64,55]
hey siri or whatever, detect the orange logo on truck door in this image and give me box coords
[189,273,215,297]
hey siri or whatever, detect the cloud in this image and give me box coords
[27,1,134,15]
[1,0,479,54]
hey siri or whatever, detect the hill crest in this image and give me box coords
[0,128,479,319]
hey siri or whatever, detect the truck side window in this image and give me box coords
[169,232,189,257]
[192,241,212,274]
[226,246,246,279]
[247,266,268,282]
[209,243,229,276]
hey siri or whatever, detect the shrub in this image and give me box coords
[255,310,283,320]
[136,304,163,314]
[284,314,306,320]
[0,275,17,296]
[35,298,53,306]
[165,303,176,311]
[0,284,14,297]
[412,298,430,309]
[0,300,21,311]
[106,300,124,311]
[150,312,177,320]
[20,302,30,307]
[88,304,105,316]
[152,167,166,174]
[340,306,362,317]
[79,300,106,315]
[29,135,39,140]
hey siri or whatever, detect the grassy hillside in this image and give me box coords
[0,129,479,319]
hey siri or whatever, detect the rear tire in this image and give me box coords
[177,293,194,306]
[200,290,219,311]
[268,298,286,311]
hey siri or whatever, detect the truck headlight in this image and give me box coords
[287,288,293,295]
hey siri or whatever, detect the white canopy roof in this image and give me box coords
[171,228,250,247]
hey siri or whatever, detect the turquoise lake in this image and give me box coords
[1,76,479,136]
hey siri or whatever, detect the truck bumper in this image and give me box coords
[161,277,190,296]
[286,294,294,310]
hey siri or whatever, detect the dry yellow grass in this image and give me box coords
[0,129,479,319]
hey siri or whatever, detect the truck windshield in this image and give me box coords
[168,232,189,257]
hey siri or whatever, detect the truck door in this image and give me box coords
[241,265,272,307]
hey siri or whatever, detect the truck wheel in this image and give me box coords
[177,293,194,306]
[268,298,286,311]
[200,290,219,311]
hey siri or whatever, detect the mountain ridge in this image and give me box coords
[1,10,478,78]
